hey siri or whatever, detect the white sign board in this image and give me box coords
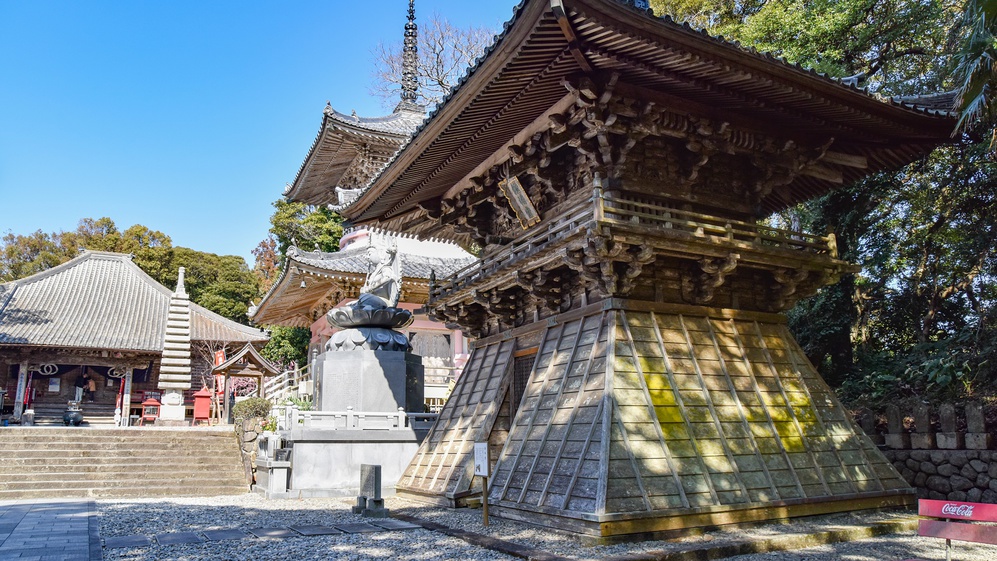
[473,442,490,477]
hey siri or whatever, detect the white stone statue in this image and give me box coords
[358,239,401,309]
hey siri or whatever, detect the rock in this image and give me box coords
[968,488,984,503]
[990,463,997,479]
[951,475,975,492]
[990,479,997,493]
[902,468,916,482]
[913,472,928,487]
[948,491,968,501]
[938,464,956,477]
[983,489,997,503]
[930,451,946,464]
[893,450,910,462]
[906,459,920,471]
[910,450,930,462]
[961,464,979,480]
[976,473,991,489]
[970,459,988,473]
[920,462,937,475]
[926,475,952,494]
[928,490,947,500]
[949,451,969,468]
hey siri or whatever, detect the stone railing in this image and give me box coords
[263,364,313,405]
[857,403,996,503]
[272,405,438,432]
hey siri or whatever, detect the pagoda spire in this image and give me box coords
[396,0,421,112]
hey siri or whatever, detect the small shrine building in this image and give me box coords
[322,0,955,539]
[0,251,268,424]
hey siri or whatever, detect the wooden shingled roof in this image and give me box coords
[342,0,955,227]
[0,251,268,352]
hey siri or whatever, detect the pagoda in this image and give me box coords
[323,0,957,539]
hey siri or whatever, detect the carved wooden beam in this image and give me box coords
[681,253,740,305]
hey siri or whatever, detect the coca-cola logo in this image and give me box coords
[941,503,975,517]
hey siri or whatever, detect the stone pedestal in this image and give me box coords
[314,350,424,413]
[159,389,186,423]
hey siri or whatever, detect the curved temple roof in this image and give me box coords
[339,0,956,229]
[0,251,268,352]
[250,228,476,327]
[283,104,425,207]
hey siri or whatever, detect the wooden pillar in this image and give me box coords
[122,369,134,427]
[12,361,28,419]
[223,373,231,424]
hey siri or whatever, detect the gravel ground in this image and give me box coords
[98,495,997,560]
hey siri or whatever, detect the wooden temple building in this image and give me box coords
[310,0,956,539]
[0,251,268,424]
[250,227,476,411]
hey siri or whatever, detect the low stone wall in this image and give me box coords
[884,449,997,503]
[860,402,996,503]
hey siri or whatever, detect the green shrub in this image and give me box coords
[231,397,272,424]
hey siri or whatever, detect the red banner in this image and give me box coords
[214,350,226,366]
[919,499,997,522]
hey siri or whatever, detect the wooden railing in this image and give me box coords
[599,194,837,257]
[430,187,838,304]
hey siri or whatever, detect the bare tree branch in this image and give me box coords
[369,13,495,110]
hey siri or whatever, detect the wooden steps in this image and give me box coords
[0,427,249,500]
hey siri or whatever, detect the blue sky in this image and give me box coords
[0,1,516,265]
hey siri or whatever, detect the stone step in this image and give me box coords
[0,470,246,487]
[0,427,247,499]
[0,485,248,501]
[0,447,236,461]
[0,460,243,474]
[0,438,236,450]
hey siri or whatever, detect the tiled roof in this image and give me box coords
[0,251,267,351]
[282,104,426,206]
[287,244,475,280]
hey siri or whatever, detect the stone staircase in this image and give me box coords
[0,427,249,500]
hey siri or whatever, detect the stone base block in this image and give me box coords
[314,350,424,413]
[885,433,911,450]
[253,459,291,498]
[277,429,421,498]
[966,433,993,450]
[936,432,964,450]
[911,433,936,449]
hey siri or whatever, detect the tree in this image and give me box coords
[266,199,344,257]
[0,217,259,325]
[953,0,997,147]
[370,12,495,109]
[647,1,997,405]
[260,326,312,369]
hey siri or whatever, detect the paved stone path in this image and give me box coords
[0,499,100,561]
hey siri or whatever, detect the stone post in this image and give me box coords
[884,404,910,449]
[936,403,963,449]
[911,403,936,449]
[965,403,992,450]
[858,410,884,446]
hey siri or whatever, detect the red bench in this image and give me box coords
[904,499,997,560]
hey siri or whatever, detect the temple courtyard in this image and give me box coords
[0,494,992,560]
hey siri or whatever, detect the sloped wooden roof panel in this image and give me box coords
[343,0,954,226]
[0,251,267,351]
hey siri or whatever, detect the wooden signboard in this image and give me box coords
[498,176,540,229]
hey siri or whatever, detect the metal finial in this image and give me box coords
[400,0,419,106]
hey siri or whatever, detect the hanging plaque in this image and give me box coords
[499,176,541,229]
